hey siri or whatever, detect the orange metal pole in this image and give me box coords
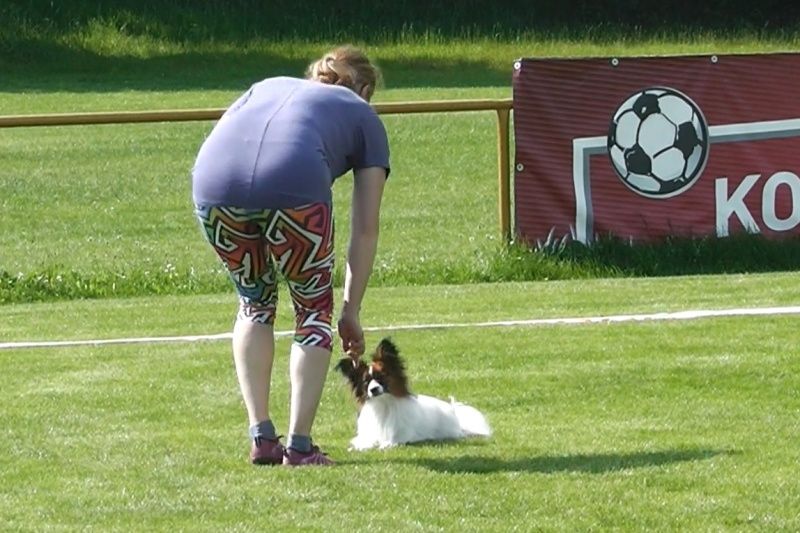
[0,109,225,128]
[0,99,513,128]
[496,107,512,242]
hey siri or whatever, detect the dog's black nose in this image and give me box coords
[369,386,382,396]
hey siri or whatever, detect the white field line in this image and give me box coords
[2,305,799,351]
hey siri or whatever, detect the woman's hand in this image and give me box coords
[337,310,365,359]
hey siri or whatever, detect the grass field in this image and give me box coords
[4,30,800,302]
[2,275,800,530]
[2,10,800,530]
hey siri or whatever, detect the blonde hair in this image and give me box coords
[306,45,381,101]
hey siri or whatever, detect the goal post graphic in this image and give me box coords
[573,118,800,243]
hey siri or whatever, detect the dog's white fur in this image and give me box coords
[349,392,492,450]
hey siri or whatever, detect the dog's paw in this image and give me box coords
[349,437,377,451]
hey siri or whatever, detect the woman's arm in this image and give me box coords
[338,166,386,356]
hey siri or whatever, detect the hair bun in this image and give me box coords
[306,46,380,100]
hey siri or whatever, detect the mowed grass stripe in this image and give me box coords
[2,272,799,342]
[1,317,798,530]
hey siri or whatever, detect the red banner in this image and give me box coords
[512,53,800,243]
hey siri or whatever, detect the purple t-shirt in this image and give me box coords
[192,77,390,208]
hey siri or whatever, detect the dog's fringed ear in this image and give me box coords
[334,357,355,377]
[335,357,368,396]
[375,337,400,360]
[374,337,410,397]
[335,358,364,380]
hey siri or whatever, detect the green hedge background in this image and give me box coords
[3,0,800,42]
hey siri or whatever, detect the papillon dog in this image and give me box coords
[335,338,491,450]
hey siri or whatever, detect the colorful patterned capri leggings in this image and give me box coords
[195,203,334,350]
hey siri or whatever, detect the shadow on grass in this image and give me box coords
[0,38,512,93]
[409,448,733,474]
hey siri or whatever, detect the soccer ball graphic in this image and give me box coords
[607,87,709,198]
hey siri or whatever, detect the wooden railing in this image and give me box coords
[0,98,514,239]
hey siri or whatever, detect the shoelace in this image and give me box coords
[253,435,284,447]
[309,445,327,456]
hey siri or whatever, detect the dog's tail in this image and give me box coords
[450,398,492,437]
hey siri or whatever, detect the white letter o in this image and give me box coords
[762,171,800,232]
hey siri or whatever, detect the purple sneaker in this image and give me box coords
[250,437,285,465]
[282,444,334,467]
